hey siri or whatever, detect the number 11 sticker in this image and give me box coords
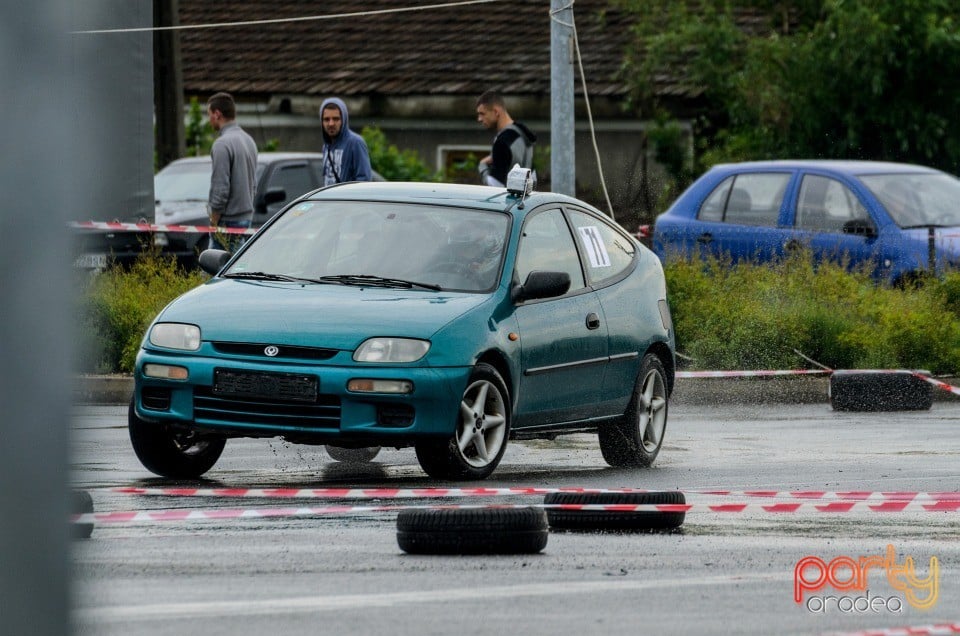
[578,226,611,268]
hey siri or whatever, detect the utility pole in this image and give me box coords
[550,0,575,196]
[154,0,184,168]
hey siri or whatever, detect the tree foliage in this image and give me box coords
[617,0,960,175]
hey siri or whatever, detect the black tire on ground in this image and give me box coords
[71,490,95,539]
[830,370,933,412]
[415,363,511,480]
[599,353,669,467]
[543,491,686,532]
[325,445,382,463]
[128,399,226,478]
[396,507,548,555]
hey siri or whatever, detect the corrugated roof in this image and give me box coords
[178,0,639,99]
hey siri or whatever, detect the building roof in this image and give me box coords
[178,0,638,100]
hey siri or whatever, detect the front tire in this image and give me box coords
[599,353,669,467]
[325,445,381,463]
[128,399,225,478]
[415,363,511,480]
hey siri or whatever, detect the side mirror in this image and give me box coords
[263,188,287,205]
[842,218,877,238]
[198,249,232,275]
[511,271,571,303]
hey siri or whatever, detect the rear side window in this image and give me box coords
[567,209,636,285]
[698,173,790,227]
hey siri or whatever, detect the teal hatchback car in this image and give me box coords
[130,176,675,480]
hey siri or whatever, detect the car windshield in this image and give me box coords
[155,161,266,201]
[225,200,510,293]
[860,172,960,227]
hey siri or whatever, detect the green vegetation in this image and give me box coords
[77,248,960,375]
[664,251,960,374]
[616,0,960,204]
[361,126,441,182]
[77,249,207,373]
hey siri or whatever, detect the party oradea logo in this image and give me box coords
[794,544,939,613]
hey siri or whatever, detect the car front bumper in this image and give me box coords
[133,350,471,445]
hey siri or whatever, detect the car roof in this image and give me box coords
[163,152,328,168]
[306,181,594,214]
[708,159,943,176]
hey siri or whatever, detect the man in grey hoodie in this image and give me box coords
[319,97,372,185]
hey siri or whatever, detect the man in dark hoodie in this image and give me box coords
[475,91,537,187]
[319,97,372,185]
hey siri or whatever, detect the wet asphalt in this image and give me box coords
[71,401,960,636]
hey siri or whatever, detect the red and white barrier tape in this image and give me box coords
[73,500,960,525]
[676,369,829,379]
[115,486,960,502]
[675,367,960,397]
[823,624,960,636]
[69,220,256,235]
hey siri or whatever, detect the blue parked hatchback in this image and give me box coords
[653,160,960,285]
[130,176,675,480]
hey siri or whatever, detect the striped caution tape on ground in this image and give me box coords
[676,366,960,397]
[115,486,960,502]
[70,220,257,235]
[73,500,960,526]
[823,623,960,636]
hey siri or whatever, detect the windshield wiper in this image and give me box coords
[222,271,302,282]
[318,274,441,291]
[900,223,955,230]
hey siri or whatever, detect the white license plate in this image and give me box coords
[74,253,108,270]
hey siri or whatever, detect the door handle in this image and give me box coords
[586,312,601,330]
[697,233,713,245]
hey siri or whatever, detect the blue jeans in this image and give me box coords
[209,214,252,251]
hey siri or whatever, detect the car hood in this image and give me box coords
[156,279,491,349]
[155,200,208,226]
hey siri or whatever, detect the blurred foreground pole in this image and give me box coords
[1,1,150,632]
[0,2,74,634]
[550,0,576,196]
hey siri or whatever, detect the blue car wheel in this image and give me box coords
[415,363,511,480]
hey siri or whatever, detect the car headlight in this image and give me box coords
[353,338,430,363]
[148,323,201,351]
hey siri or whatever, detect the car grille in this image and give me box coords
[193,387,341,429]
[211,342,338,360]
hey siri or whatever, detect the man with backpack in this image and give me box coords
[475,91,537,187]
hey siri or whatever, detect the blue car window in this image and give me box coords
[796,175,868,232]
[567,209,636,285]
[516,209,585,292]
[861,172,960,227]
[697,177,733,222]
[723,173,790,226]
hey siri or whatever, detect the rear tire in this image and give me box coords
[71,490,95,539]
[599,353,669,467]
[415,363,510,480]
[544,491,686,531]
[128,399,225,478]
[397,507,548,554]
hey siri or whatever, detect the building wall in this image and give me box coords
[233,109,688,229]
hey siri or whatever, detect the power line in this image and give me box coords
[74,0,505,34]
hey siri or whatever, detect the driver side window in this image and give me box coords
[515,209,585,292]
